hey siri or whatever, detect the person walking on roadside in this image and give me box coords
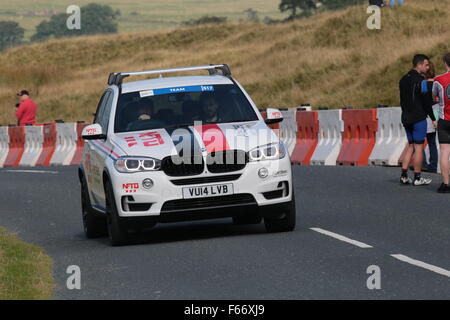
[432,53,450,193]
[399,54,435,186]
[421,62,439,173]
[15,90,37,126]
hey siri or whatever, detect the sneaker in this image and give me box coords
[413,177,432,186]
[437,183,450,193]
[400,176,412,185]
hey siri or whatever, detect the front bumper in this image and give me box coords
[108,156,293,218]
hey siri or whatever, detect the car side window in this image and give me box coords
[100,92,114,134]
[93,91,114,134]
[94,92,110,124]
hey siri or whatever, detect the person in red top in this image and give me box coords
[432,53,450,192]
[15,90,37,126]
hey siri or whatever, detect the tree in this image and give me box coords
[278,0,367,20]
[321,0,366,10]
[31,3,120,42]
[244,8,260,23]
[279,0,318,19]
[0,21,24,51]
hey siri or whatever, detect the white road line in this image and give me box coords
[2,170,59,174]
[391,254,450,278]
[310,227,373,248]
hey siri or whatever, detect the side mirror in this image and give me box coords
[82,124,106,140]
[264,108,283,125]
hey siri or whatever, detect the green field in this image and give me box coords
[0,0,285,40]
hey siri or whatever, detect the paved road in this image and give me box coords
[0,166,449,299]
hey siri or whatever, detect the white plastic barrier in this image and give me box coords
[0,126,9,168]
[50,123,77,166]
[369,107,408,166]
[310,109,344,166]
[279,109,298,156]
[19,126,44,167]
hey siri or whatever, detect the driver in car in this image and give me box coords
[126,100,164,131]
[136,101,154,121]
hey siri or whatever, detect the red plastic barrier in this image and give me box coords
[336,109,378,166]
[260,111,280,133]
[70,122,89,165]
[35,122,57,167]
[291,111,319,165]
[3,126,25,167]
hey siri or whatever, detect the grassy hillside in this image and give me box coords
[0,0,284,40]
[0,0,450,125]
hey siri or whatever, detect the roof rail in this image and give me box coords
[107,64,231,86]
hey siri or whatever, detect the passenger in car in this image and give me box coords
[200,94,222,123]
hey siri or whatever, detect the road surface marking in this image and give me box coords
[3,170,59,174]
[310,227,373,248]
[391,254,450,278]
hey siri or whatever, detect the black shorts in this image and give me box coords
[438,119,450,144]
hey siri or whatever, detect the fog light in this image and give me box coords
[258,167,269,179]
[142,178,153,189]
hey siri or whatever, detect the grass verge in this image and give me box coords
[0,227,54,300]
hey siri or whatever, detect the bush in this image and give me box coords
[0,21,24,51]
[182,15,227,26]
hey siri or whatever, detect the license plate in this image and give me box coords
[182,184,234,199]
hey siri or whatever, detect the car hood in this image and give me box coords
[111,121,279,158]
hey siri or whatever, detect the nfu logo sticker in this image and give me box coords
[123,183,139,193]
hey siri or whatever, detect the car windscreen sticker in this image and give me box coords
[139,90,154,98]
[150,85,214,96]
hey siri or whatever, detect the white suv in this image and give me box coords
[79,65,295,246]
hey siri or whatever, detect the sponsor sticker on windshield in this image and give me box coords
[139,90,154,98]
[140,85,214,97]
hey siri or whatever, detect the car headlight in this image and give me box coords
[114,156,161,173]
[248,143,286,161]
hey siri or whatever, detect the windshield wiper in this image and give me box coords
[219,119,257,124]
[164,123,194,129]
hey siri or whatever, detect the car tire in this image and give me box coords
[264,193,296,233]
[105,181,130,246]
[81,177,107,238]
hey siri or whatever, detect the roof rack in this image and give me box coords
[107,64,231,86]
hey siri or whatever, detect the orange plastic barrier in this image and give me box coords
[70,122,89,165]
[3,126,25,167]
[336,109,378,166]
[291,111,319,165]
[35,122,57,167]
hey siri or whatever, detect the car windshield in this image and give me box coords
[114,84,259,133]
